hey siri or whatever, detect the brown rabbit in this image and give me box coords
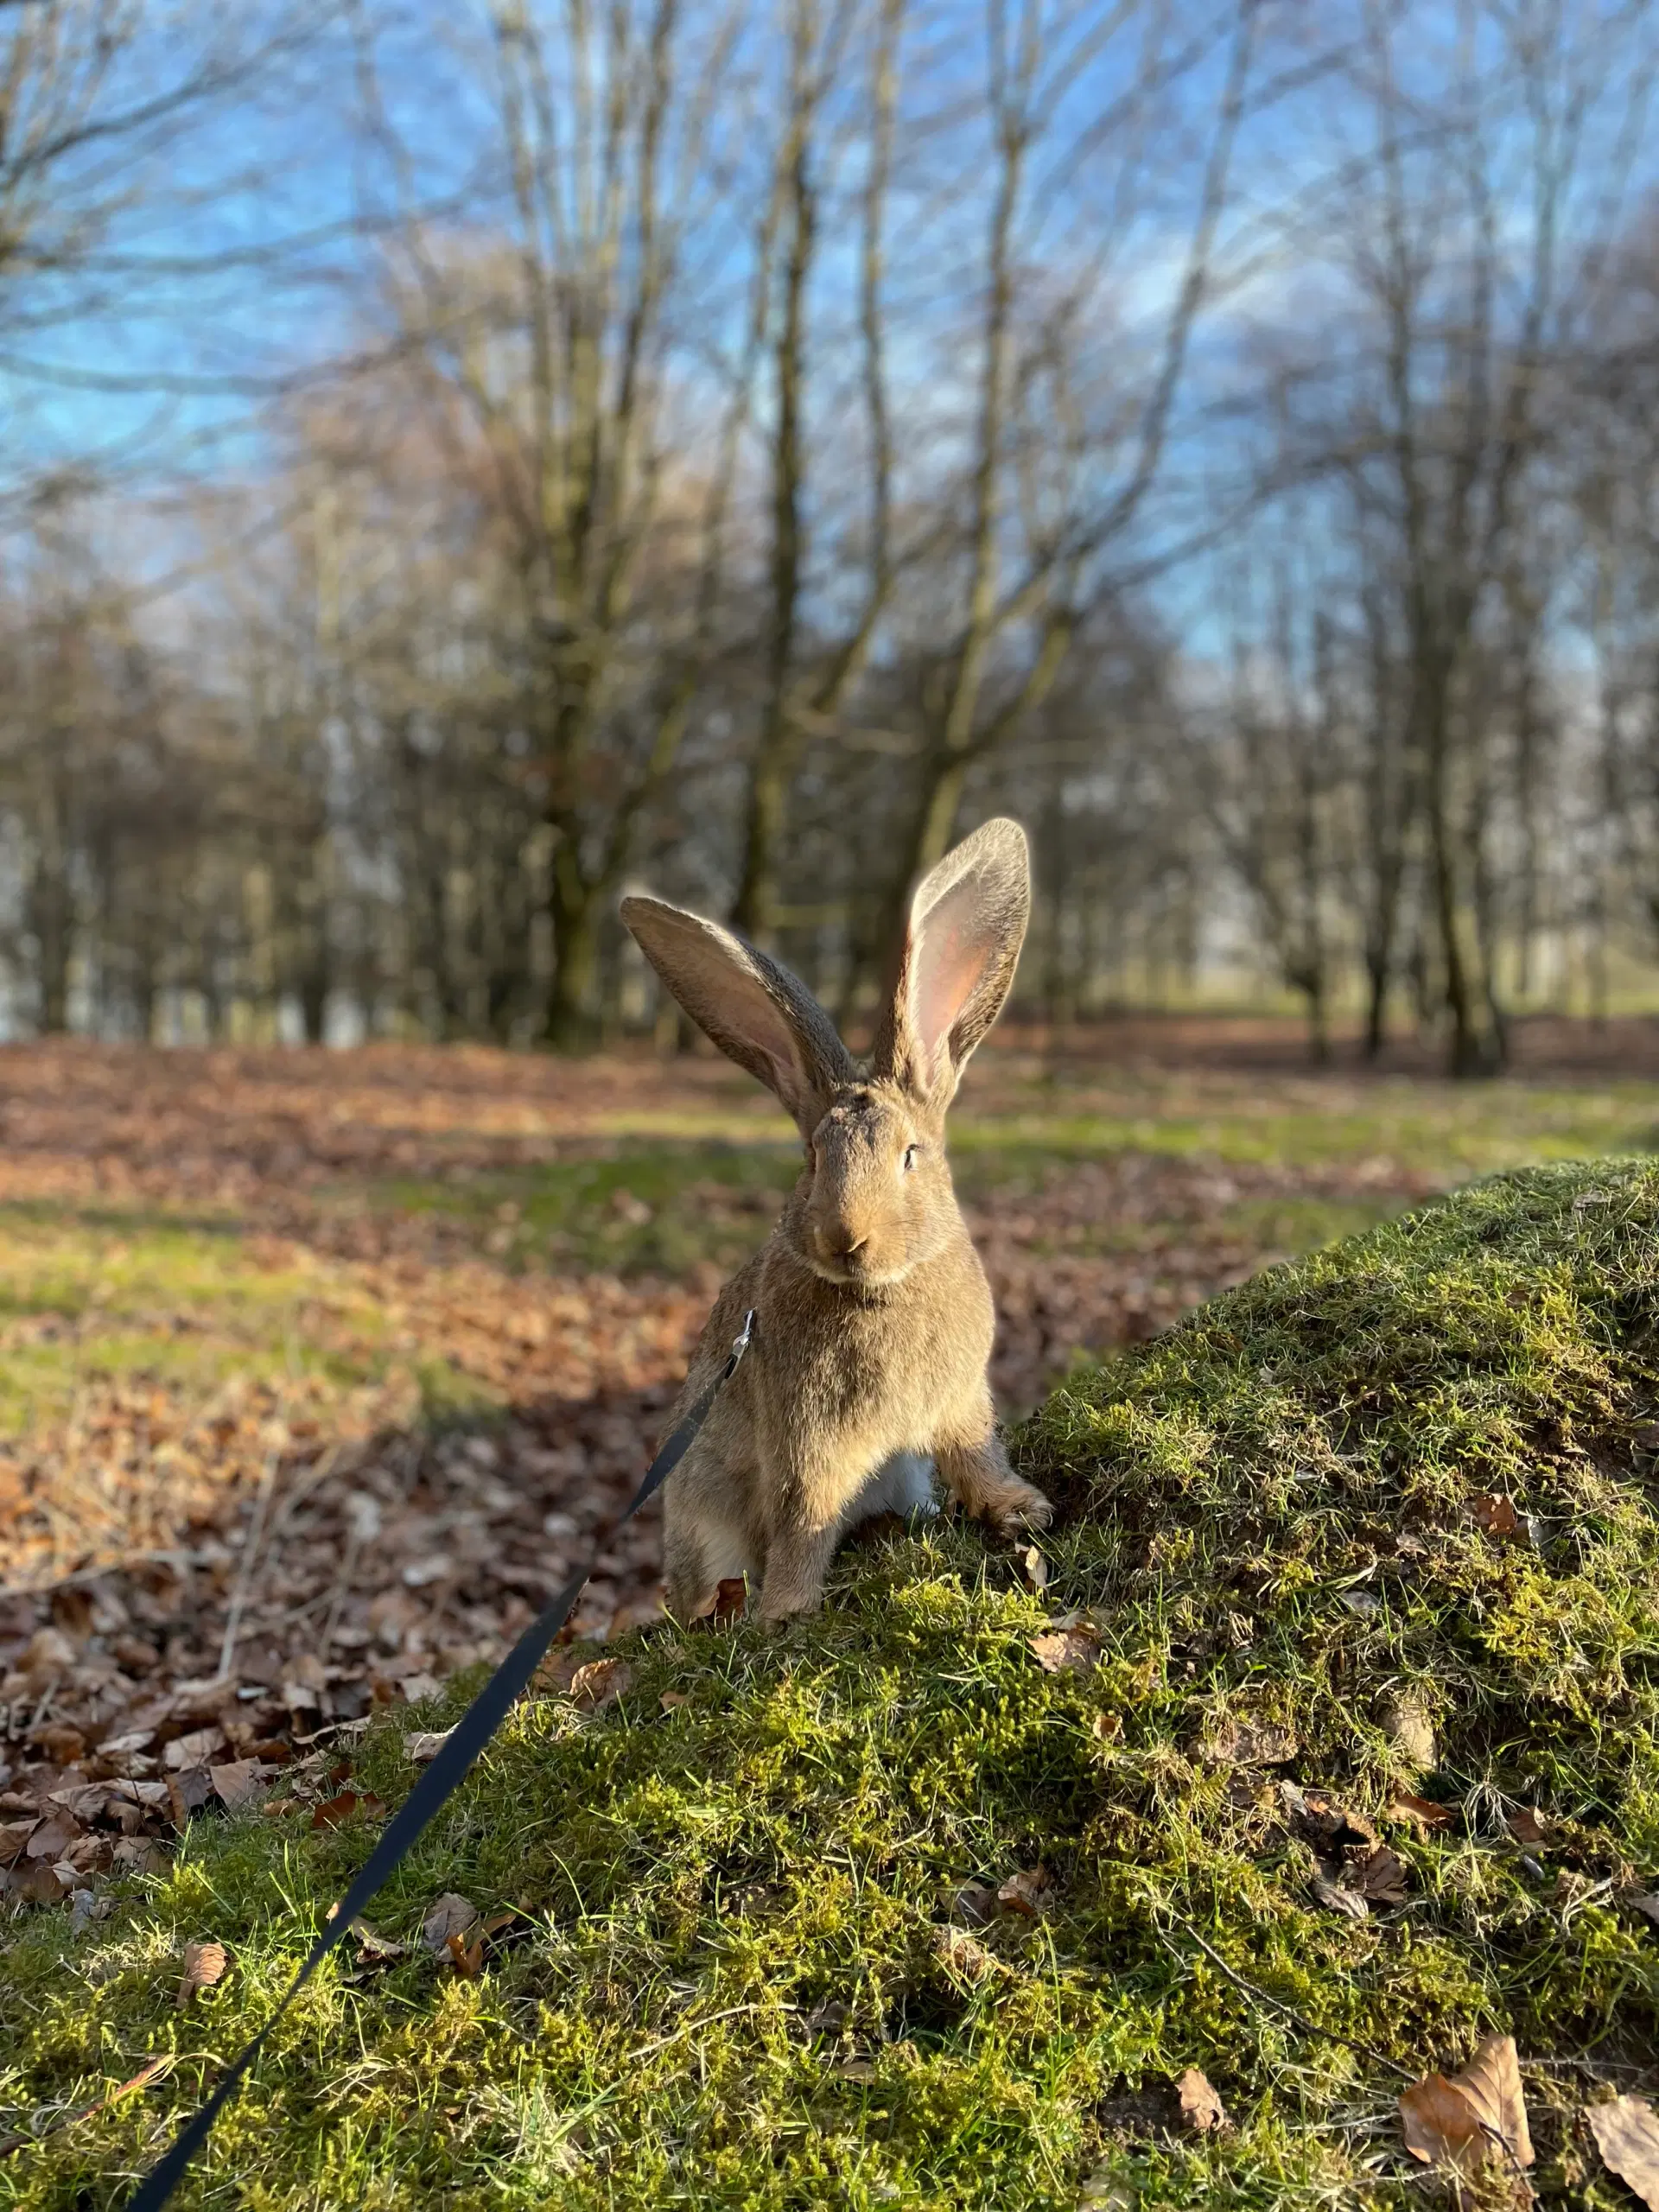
[620,816,1052,1624]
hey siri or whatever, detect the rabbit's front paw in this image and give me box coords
[988,1478,1052,1536]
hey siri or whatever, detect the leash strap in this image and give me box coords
[125,1309,755,2211]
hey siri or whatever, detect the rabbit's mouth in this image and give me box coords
[805,1236,911,1288]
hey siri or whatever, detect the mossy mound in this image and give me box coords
[4,1160,1659,2209]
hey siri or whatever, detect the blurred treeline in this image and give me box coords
[3,0,1659,1071]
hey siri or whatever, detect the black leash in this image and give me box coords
[125,1308,755,2212]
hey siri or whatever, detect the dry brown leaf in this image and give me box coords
[1400,2034,1534,2207]
[1018,1543,1049,1592]
[1389,1792,1456,1833]
[1311,1874,1369,1920]
[1505,1808,1549,1848]
[351,1920,406,1965]
[404,1729,454,1764]
[1203,1718,1298,1768]
[163,1726,228,1772]
[996,1866,1055,1918]
[949,1880,999,1926]
[1348,1846,1410,1905]
[176,1939,227,2007]
[931,1924,998,1983]
[422,1892,480,1956]
[0,1817,39,1866]
[710,1578,747,1624]
[209,1760,271,1811]
[1466,1494,1522,1539]
[25,1814,82,1861]
[167,1768,214,1824]
[309,1789,385,1832]
[569,1658,632,1710]
[1586,2095,1659,2209]
[1029,1626,1102,1675]
[658,1691,690,1713]
[1176,2068,1230,2133]
[446,1929,485,1978]
[1281,1783,1377,1854]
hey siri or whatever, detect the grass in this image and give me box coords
[4,1158,1659,2207]
[337,1069,1659,1276]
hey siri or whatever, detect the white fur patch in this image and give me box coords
[839,1450,938,1533]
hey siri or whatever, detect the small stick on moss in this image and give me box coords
[1163,1914,1415,2082]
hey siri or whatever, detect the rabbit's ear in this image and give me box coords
[874,817,1030,1105]
[621,895,853,1132]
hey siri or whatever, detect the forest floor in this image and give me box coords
[1,1027,1656,1891]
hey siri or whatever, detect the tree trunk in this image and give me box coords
[547,840,601,1051]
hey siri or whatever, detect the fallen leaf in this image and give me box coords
[1029,1626,1102,1675]
[1347,1846,1410,1905]
[209,1760,271,1811]
[163,1726,228,1772]
[836,2058,878,2083]
[1505,1808,1549,1848]
[1281,1783,1377,1854]
[446,1929,485,1978]
[1400,2034,1534,2207]
[1339,1588,1381,1618]
[949,1880,999,1926]
[1203,1719,1298,1768]
[710,1578,747,1624]
[1586,2095,1659,2209]
[1176,2067,1230,2133]
[1312,1874,1369,1919]
[996,1866,1055,1918]
[167,1768,214,1823]
[658,1691,689,1713]
[25,1814,82,1861]
[404,1729,454,1764]
[352,1921,407,1965]
[1018,1543,1049,1592]
[931,1924,998,1982]
[423,1891,479,1956]
[0,1817,39,1866]
[1466,1494,1522,1539]
[1091,1713,1122,1743]
[569,1658,632,1710]
[309,1789,385,1831]
[176,1940,227,2007]
[1389,1792,1456,1834]
[1625,1891,1659,1926]
[18,1626,78,1681]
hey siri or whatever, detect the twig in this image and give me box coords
[217,1447,281,1684]
[1161,1913,1416,2082]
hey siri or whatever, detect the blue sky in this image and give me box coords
[7,0,1657,646]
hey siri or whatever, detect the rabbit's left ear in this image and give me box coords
[873,817,1030,1105]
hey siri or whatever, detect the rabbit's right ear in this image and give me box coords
[621,896,853,1134]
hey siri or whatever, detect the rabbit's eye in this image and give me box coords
[902,1144,918,1173]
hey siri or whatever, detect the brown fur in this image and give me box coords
[621,817,1051,1623]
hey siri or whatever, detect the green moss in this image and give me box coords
[5,1162,1659,2207]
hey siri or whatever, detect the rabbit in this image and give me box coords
[620,814,1052,1624]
